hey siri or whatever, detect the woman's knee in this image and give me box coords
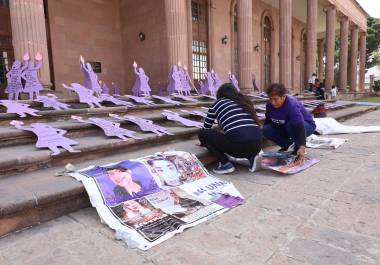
[262,124,274,139]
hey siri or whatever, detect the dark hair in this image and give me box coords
[266,83,287,97]
[216,83,261,125]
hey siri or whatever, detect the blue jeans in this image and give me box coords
[262,122,315,150]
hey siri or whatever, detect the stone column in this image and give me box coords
[349,25,359,91]
[165,0,188,67]
[358,32,366,91]
[339,16,349,91]
[9,0,51,88]
[279,0,292,89]
[186,0,193,77]
[306,0,318,81]
[325,5,336,91]
[237,0,253,90]
[317,39,325,79]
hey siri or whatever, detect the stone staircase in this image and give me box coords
[0,94,376,237]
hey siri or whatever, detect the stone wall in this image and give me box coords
[48,0,124,95]
[120,0,168,94]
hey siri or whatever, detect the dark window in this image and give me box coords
[0,0,9,8]
[0,50,10,85]
[191,1,205,22]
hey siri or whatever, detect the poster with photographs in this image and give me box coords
[71,151,243,250]
[261,151,319,174]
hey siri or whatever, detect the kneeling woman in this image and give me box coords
[199,83,262,174]
[263,83,316,162]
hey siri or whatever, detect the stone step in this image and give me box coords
[0,107,205,147]
[0,138,208,237]
[0,104,371,177]
[0,104,375,237]
[0,125,200,177]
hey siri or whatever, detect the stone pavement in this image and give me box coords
[0,110,379,265]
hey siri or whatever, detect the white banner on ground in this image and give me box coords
[306,134,348,149]
[315,117,380,135]
[71,151,243,250]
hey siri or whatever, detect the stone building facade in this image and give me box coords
[0,0,368,98]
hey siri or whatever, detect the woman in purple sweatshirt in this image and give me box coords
[263,83,316,163]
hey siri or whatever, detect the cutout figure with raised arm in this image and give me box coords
[109,114,173,136]
[37,93,71,110]
[71,116,141,140]
[132,62,152,97]
[211,69,222,91]
[79,56,102,96]
[10,120,80,156]
[228,71,240,92]
[21,53,43,100]
[63,83,103,108]
[162,110,203,128]
[0,100,40,118]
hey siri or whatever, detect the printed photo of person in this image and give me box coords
[81,160,161,206]
[145,152,207,187]
[146,188,209,220]
[111,199,162,226]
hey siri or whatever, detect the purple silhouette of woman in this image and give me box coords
[179,67,191,96]
[133,62,151,97]
[171,65,184,95]
[10,120,80,156]
[211,70,222,91]
[21,53,43,100]
[5,59,27,100]
[204,72,216,96]
[166,65,176,95]
[228,71,240,92]
[63,83,103,108]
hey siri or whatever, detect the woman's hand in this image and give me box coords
[296,146,306,163]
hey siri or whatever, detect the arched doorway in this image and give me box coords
[191,0,209,80]
[300,30,307,90]
[261,14,273,91]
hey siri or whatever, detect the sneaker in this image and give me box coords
[213,162,235,174]
[226,154,250,167]
[249,151,263,172]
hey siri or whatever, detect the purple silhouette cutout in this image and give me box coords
[157,83,166,96]
[10,120,80,156]
[151,95,181,105]
[0,100,40,118]
[204,72,217,97]
[79,56,102,96]
[171,94,198,102]
[179,67,191,96]
[72,115,141,141]
[21,53,44,100]
[5,59,27,100]
[109,114,173,136]
[124,95,154,105]
[63,83,103,108]
[131,62,152,97]
[180,109,207,118]
[166,65,177,95]
[162,110,203,128]
[99,94,134,107]
[79,56,91,90]
[99,81,110,95]
[112,82,120,96]
[37,93,71,110]
[228,71,240,92]
[211,70,222,91]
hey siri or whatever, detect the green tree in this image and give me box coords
[366,17,380,67]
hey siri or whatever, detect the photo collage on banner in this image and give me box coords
[74,151,243,249]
